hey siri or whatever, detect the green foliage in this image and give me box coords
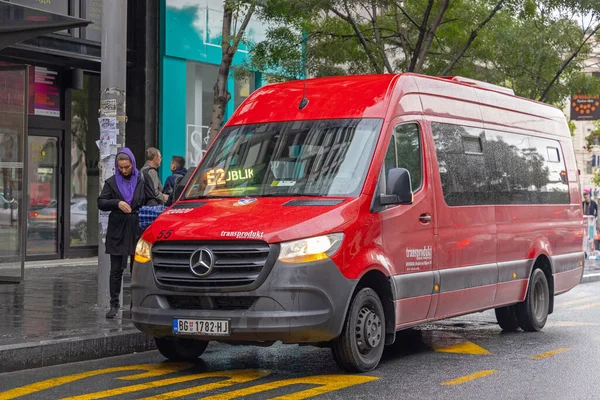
[247,0,600,104]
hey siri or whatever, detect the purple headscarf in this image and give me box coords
[115,148,139,204]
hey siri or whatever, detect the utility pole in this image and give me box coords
[98,0,127,308]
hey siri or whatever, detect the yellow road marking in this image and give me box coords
[198,374,379,400]
[555,296,600,307]
[0,363,192,400]
[64,369,270,400]
[547,321,600,327]
[531,348,571,359]
[422,331,490,355]
[570,302,600,310]
[441,370,499,386]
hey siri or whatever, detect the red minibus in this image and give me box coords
[132,73,583,372]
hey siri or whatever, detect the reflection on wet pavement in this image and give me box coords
[0,265,134,347]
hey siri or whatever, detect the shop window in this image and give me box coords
[84,0,103,42]
[70,73,100,247]
[186,61,219,168]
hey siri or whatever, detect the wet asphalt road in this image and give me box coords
[1,280,599,400]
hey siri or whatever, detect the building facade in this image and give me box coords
[0,0,158,279]
[158,0,268,179]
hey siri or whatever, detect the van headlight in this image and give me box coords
[278,233,344,264]
[134,239,152,263]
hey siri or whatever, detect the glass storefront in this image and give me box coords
[0,66,27,280]
[26,135,59,255]
[185,62,218,168]
[70,73,100,248]
[185,62,256,169]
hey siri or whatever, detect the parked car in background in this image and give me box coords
[28,197,87,242]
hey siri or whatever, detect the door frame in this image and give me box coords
[26,128,64,261]
[0,65,28,282]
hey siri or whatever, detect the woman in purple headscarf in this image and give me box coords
[98,148,151,318]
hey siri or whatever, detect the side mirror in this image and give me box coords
[380,168,413,206]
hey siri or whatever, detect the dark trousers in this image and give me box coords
[109,254,133,308]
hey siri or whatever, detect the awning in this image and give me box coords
[0,0,90,51]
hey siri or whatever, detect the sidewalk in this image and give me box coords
[0,258,155,373]
[0,256,599,374]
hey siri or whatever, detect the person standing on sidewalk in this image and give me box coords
[140,147,168,206]
[163,155,187,206]
[98,148,150,319]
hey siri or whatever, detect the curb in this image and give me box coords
[582,273,600,284]
[0,330,156,374]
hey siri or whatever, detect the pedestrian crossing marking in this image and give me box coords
[570,302,600,310]
[422,331,490,355]
[62,369,270,400]
[441,370,498,386]
[531,348,571,359]
[197,374,379,399]
[0,363,192,400]
[555,295,600,308]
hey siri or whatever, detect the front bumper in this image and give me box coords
[131,258,356,343]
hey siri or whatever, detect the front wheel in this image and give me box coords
[516,268,550,332]
[154,337,208,361]
[494,305,520,332]
[332,287,385,372]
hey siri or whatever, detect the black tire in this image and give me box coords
[515,268,550,332]
[494,305,520,332]
[154,337,208,361]
[332,287,385,372]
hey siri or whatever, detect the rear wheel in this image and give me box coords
[494,305,520,332]
[154,337,208,361]
[516,268,550,332]
[332,287,385,372]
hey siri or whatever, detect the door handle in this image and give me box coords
[419,213,431,224]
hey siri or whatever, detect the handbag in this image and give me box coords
[139,205,167,229]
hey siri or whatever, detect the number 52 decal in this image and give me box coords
[157,230,173,239]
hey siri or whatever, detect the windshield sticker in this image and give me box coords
[206,168,254,186]
[233,198,257,206]
[405,246,432,271]
[270,180,297,187]
[221,230,264,239]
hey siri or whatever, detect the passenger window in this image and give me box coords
[432,123,491,206]
[547,147,560,163]
[382,123,422,192]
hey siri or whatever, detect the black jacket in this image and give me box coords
[98,174,151,255]
[583,200,598,217]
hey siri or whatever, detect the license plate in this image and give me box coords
[173,318,230,336]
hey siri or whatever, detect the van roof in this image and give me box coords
[227,74,398,126]
[226,73,567,135]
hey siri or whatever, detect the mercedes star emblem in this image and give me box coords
[189,247,214,277]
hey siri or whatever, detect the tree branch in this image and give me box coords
[539,23,600,102]
[414,0,449,73]
[440,0,505,76]
[229,3,257,56]
[408,0,434,71]
[371,1,394,73]
[330,3,382,73]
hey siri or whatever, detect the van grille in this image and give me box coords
[166,296,257,310]
[152,241,273,289]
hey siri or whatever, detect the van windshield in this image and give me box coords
[183,118,383,199]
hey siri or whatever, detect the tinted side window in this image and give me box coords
[432,123,491,206]
[382,123,422,192]
[434,123,570,206]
